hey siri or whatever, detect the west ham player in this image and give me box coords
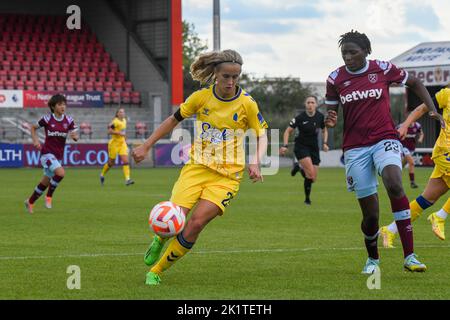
[324,30,443,274]
[397,117,424,188]
[280,96,328,205]
[381,86,450,247]
[24,94,78,213]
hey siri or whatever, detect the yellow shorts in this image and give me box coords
[170,164,240,214]
[108,140,128,159]
[430,155,450,188]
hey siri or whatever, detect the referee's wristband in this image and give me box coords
[323,142,328,145]
[282,144,289,148]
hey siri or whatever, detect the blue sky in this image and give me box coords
[182,0,450,82]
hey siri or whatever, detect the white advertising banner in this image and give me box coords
[406,66,450,86]
[0,90,23,108]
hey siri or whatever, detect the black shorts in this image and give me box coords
[294,145,320,165]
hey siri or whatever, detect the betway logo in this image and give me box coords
[48,131,67,137]
[340,89,383,104]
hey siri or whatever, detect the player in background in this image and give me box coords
[133,49,268,286]
[280,96,329,205]
[397,115,424,189]
[24,94,78,213]
[324,30,443,274]
[381,86,450,247]
[100,108,134,186]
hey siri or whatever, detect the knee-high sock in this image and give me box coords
[101,163,110,176]
[304,178,313,201]
[29,183,48,204]
[47,175,64,197]
[362,222,379,260]
[391,196,414,258]
[388,195,434,234]
[123,165,130,181]
[150,232,194,276]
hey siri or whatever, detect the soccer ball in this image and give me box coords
[149,201,185,238]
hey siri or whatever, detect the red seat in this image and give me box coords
[18,70,28,81]
[65,81,74,91]
[46,80,55,91]
[9,72,18,82]
[29,71,38,81]
[85,81,94,91]
[78,71,87,81]
[15,79,24,90]
[131,91,141,105]
[111,91,120,104]
[12,60,21,71]
[21,60,31,71]
[121,91,130,104]
[35,80,45,91]
[0,70,7,80]
[75,81,84,91]
[38,71,48,81]
[104,81,113,91]
[25,80,34,90]
[123,81,132,92]
[94,81,104,91]
[55,81,65,91]
[5,79,15,89]
[113,81,123,92]
[48,71,58,81]
[103,91,111,104]
[87,71,96,81]
[106,71,115,81]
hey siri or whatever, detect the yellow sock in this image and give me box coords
[101,163,110,176]
[123,165,130,180]
[410,200,424,222]
[150,235,192,276]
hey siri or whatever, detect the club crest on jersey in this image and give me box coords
[202,108,210,116]
[368,73,378,83]
[233,113,238,121]
[63,123,68,129]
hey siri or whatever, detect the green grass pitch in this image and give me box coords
[1,167,450,299]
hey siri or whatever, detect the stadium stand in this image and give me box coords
[0,13,141,105]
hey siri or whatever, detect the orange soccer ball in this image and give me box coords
[148,201,185,238]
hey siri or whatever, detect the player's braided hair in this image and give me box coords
[47,94,67,112]
[338,30,372,54]
[190,49,243,85]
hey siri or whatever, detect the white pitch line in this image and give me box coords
[1,244,449,261]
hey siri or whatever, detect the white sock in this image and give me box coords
[436,208,448,220]
[387,222,398,234]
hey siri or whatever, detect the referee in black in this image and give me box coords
[280,95,329,205]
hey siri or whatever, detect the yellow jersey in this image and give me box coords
[110,117,127,144]
[432,88,450,159]
[180,85,268,180]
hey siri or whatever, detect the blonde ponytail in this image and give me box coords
[190,49,243,85]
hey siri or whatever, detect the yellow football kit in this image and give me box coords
[170,85,268,213]
[430,88,450,187]
[108,117,128,159]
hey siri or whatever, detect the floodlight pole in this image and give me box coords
[213,0,220,51]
